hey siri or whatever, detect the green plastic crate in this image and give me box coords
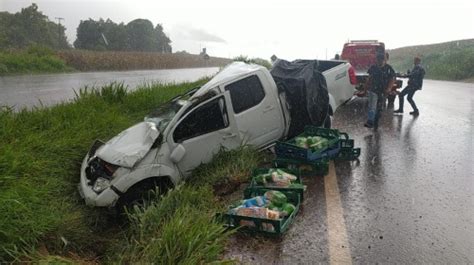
[335,147,361,161]
[275,126,348,161]
[221,190,301,236]
[244,168,306,200]
[273,157,329,176]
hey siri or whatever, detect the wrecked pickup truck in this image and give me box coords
[79,59,356,208]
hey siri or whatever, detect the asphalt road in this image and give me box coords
[0,67,219,110]
[225,79,474,264]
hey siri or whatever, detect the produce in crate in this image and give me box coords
[254,168,298,187]
[228,190,297,232]
[295,136,330,150]
[242,196,267,207]
[264,190,287,206]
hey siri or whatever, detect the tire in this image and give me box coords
[116,177,172,215]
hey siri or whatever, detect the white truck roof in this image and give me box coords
[192,62,265,98]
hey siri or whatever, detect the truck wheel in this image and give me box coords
[116,177,172,215]
[323,114,332,128]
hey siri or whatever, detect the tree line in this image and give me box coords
[0,4,172,53]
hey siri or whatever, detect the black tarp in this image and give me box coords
[270,59,329,138]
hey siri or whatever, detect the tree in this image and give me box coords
[154,24,172,53]
[103,20,129,51]
[0,4,69,49]
[74,19,106,50]
[126,19,156,52]
[74,17,172,52]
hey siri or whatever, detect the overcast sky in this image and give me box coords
[1,0,473,60]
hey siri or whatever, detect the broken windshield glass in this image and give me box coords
[145,99,187,132]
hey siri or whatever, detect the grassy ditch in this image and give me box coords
[0,79,214,262]
[0,78,265,263]
[0,46,71,75]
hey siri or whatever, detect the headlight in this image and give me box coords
[92,177,111,193]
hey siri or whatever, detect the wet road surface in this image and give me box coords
[0,67,219,110]
[224,79,474,264]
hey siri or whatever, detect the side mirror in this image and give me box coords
[170,144,186,163]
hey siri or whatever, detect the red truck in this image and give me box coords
[340,40,402,104]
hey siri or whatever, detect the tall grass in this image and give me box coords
[0,79,207,262]
[116,185,233,264]
[190,146,263,187]
[114,146,263,263]
[58,50,232,72]
[0,46,70,75]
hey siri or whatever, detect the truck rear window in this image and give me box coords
[225,75,265,114]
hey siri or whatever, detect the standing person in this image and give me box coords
[394,56,425,115]
[363,52,395,129]
[384,52,398,106]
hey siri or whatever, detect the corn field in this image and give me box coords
[57,50,231,71]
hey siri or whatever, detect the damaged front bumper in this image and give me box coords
[78,154,120,207]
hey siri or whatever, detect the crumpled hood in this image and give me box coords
[95,121,160,168]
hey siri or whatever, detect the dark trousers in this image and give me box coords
[398,86,418,111]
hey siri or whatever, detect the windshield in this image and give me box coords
[145,99,187,132]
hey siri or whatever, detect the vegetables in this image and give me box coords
[294,136,330,151]
[264,190,287,206]
[229,190,296,221]
[280,203,296,216]
[254,168,298,188]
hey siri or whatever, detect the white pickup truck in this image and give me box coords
[79,59,356,208]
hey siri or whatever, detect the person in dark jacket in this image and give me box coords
[394,57,425,115]
[364,52,395,129]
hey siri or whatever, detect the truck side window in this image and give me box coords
[225,75,265,114]
[173,97,228,143]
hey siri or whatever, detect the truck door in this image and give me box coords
[223,73,284,147]
[169,93,241,176]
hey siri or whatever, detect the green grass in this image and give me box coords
[190,146,263,187]
[0,79,208,262]
[0,46,72,75]
[111,143,263,263]
[113,144,263,263]
[388,39,474,81]
[115,185,233,264]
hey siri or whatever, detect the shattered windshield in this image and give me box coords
[145,99,188,132]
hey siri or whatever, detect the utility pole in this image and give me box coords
[55,17,64,49]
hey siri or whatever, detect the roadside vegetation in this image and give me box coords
[58,50,231,72]
[0,79,262,263]
[0,4,231,75]
[0,46,71,74]
[388,39,474,81]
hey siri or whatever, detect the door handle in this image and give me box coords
[222,133,237,139]
[263,105,275,113]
